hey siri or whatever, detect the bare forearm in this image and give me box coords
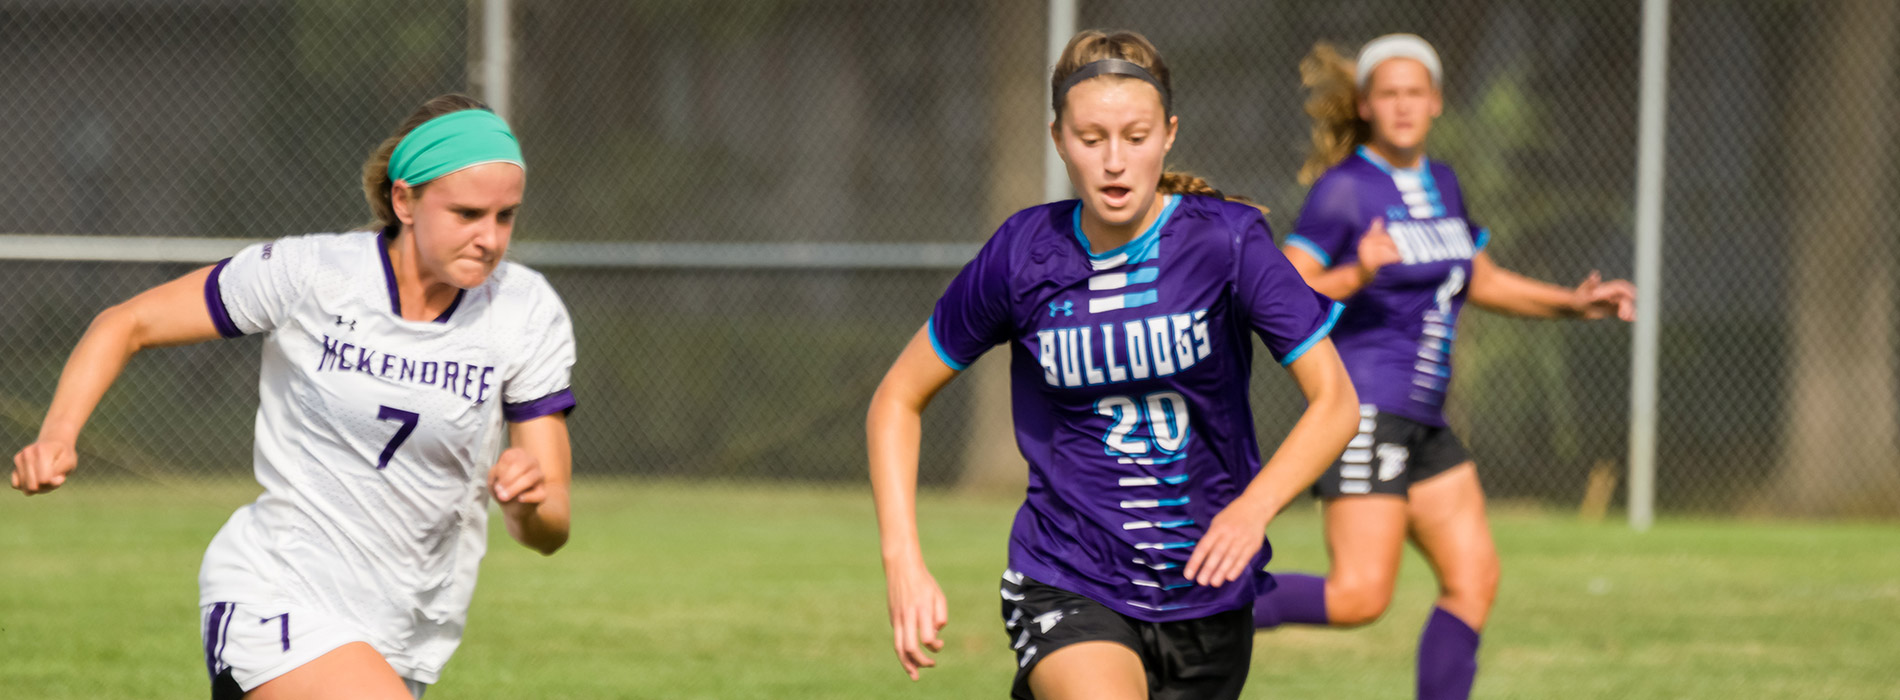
[868,394,926,568]
[503,492,570,554]
[1302,264,1375,301]
[1470,257,1580,319]
[39,307,142,444]
[1233,383,1358,516]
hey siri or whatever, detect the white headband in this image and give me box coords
[1355,33,1442,90]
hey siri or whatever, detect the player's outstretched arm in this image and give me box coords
[1468,252,1637,321]
[1184,338,1358,587]
[493,413,571,555]
[867,324,960,681]
[11,265,225,496]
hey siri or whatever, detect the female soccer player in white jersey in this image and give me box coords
[870,30,1359,700]
[1248,36,1636,700]
[11,94,577,700]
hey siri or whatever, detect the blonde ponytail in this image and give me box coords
[1297,42,1370,186]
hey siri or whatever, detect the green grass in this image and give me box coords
[2,481,1896,699]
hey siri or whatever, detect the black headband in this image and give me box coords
[1057,58,1171,114]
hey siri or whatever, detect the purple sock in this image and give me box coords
[1416,607,1481,700]
[1253,572,1329,628]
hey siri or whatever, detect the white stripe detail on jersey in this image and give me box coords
[1090,271,1131,290]
[1090,253,1129,271]
[1132,558,1180,570]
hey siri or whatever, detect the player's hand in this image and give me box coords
[1356,218,1401,279]
[883,558,948,681]
[486,447,546,506]
[1184,497,1272,588]
[1571,271,1637,322]
[11,440,78,496]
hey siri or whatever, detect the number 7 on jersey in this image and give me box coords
[375,406,420,470]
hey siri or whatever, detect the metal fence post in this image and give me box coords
[1043,0,1077,203]
[482,0,513,119]
[1628,0,1671,532]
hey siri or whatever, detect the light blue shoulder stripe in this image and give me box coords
[1281,301,1345,366]
[1284,234,1333,267]
[925,317,969,371]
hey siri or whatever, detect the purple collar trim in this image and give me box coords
[376,235,466,324]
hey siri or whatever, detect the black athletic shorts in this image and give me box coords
[1311,405,1472,499]
[999,571,1252,700]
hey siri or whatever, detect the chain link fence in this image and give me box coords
[1,0,1895,516]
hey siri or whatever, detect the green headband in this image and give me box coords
[387,109,524,186]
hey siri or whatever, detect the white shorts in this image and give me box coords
[201,601,428,698]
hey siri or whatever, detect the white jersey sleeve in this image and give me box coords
[497,267,577,422]
[208,236,318,337]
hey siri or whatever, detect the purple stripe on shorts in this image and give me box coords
[203,259,244,338]
[503,388,576,422]
[203,602,229,681]
[216,605,236,676]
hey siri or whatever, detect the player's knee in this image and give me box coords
[1327,578,1395,627]
[1444,556,1501,611]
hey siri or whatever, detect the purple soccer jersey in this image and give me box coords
[1285,147,1490,427]
[930,194,1341,622]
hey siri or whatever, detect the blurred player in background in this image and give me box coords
[869,29,1359,700]
[11,94,578,700]
[1249,34,1637,700]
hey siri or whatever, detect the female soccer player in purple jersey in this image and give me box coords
[1249,35,1637,700]
[11,94,577,700]
[870,30,1360,700]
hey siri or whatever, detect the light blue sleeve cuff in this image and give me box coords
[1280,301,1345,366]
[926,317,969,371]
[1474,227,1491,252]
[1284,234,1333,267]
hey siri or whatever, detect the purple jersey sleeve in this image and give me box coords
[1285,172,1363,268]
[1236,212,1343,365]
[927,230,1015,370]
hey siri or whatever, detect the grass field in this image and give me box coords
[2,480,1896,699]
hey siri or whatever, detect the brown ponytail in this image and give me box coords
[1297,42,1370,186]
[1158,171,1268,216]
[360,93,492,234]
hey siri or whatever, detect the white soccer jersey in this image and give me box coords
[196,230,576,683]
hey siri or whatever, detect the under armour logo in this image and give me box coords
[1048,300,1073,317]
[1376,444,1409,482]
[335,316,357,331]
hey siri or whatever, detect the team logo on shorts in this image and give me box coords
[1376,444,1409,482]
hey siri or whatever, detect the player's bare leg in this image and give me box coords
[1406,462,1498,700]
[246,642,414,700]
[1026,641,1147,700]
[1317,495,1409,626]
